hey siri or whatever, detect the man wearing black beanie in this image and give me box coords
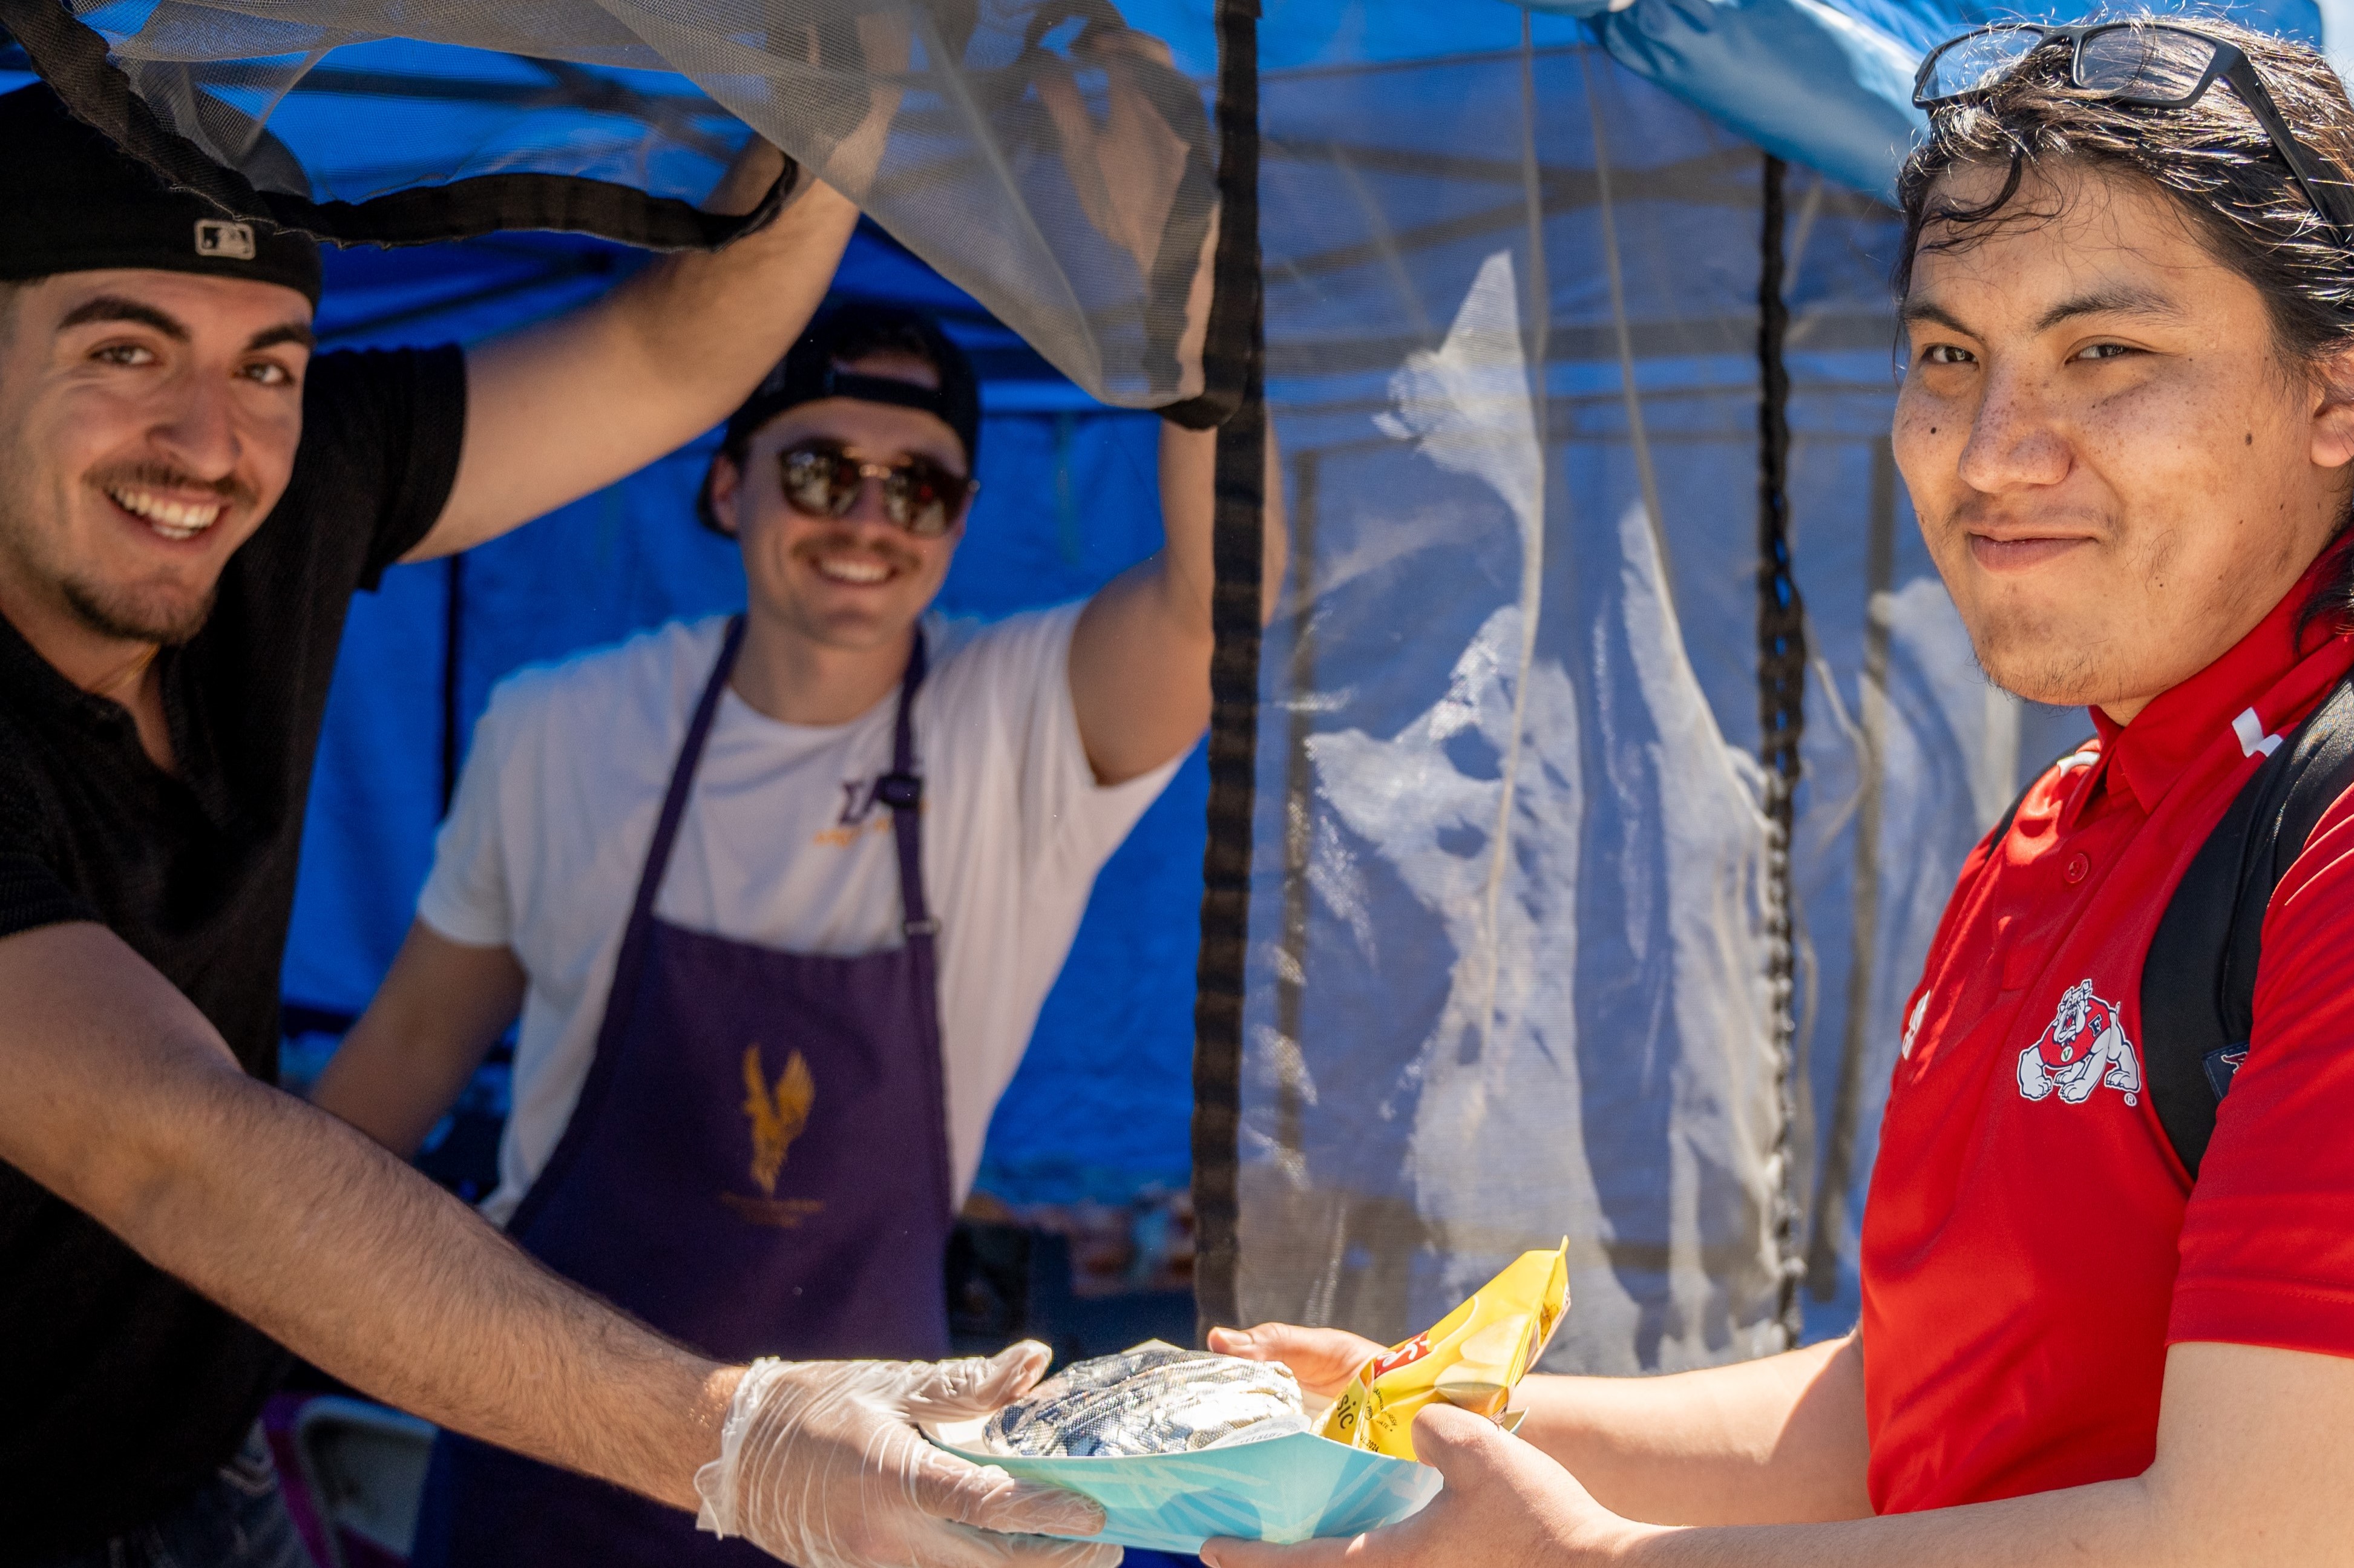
[0,84,1116,1568]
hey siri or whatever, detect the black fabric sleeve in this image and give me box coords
[0,749,97,943]
[293,344,470,591]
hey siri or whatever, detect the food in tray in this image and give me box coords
[979,1340,1308,1458]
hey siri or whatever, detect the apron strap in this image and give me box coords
[871,629,952,1221]
[621,614,748,940]
[870,629,935,939]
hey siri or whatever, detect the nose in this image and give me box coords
[149,370,243,485]
[839,473,896,528]
[1954,362,2071,495]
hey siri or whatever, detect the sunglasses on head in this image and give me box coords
[1913,22,2354,242]
[776,441,977,539]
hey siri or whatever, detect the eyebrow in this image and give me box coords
[58,295,189,341]
[247,321,316,353]
[1899,297,1974,336]
[2031,285,2185,333]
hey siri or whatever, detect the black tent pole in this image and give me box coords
[440,554,465,817]
[1756,152,1808,1347]
[1187,0,1264,1346]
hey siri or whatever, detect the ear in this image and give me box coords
[2311,346,2354,472]
[707,450,745,538]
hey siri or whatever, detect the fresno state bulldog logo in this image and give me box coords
[2018,978,2142,1106]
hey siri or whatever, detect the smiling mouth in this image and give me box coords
[107,484,225,543]
[1969,533,2090,571]
[810,552,896,586]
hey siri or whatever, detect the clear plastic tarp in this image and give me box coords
[32,0,1228,405]
[1239,33,2076,1361]
[11,0,2095,1369]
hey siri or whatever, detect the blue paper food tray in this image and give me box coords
[931,1425,1441,1555]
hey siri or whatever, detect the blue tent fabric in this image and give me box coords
[1525,0,2330,195]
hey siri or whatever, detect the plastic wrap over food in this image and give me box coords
[980,1342,1308,1457]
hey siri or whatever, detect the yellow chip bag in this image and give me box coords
[1318,1241,1569,1461]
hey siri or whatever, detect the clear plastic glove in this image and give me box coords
[696,1340,1123,1568]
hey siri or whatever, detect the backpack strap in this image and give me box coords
[2141,671,2354,1179]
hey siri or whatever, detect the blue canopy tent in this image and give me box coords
[5,0,2343,1390]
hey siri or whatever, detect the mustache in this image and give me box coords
[1930,496,2113,538]
[792,532,922,572]
[86,461,258,511]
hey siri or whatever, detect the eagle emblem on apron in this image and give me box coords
[741,1044,815,1196]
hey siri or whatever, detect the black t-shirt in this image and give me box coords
[0,346,465,1555]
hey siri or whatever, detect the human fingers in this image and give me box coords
[1207,1324,1384,1398]
[887,1516,1125,1568]
[834,1513,1121,1568]
[1407,1404,1644,1561]
[906,1340,1056,1419]
[965,1524,1126,1568]
[1082,25,1179,71]
[1199,1534,1363,1568]
[1409,1402,1520,1492]
[905,1444,1109,1540]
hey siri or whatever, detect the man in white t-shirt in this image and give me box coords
[313,300,1271,1567]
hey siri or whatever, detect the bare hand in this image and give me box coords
[1199,1403,1651,1568]
[1028,21,1216,394]
[1032,27,1196,278]
[704,134,794,218]
[1207,1323,1385,1402]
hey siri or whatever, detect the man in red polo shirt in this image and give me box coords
[1202,18,2354,1567]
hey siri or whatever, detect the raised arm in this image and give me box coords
[0,920,1115,1566]
[1067,420,1287,785]
[402,145,860,562]
[311,920,525,1157]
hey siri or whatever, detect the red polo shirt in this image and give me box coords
[1859,555,2354,1514]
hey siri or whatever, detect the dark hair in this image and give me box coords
[1895,16,2354,636]
[695,300,981,536]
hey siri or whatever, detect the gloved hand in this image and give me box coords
[696,1340,1123,1568]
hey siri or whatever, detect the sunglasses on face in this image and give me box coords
[775,442,977,539]
[1913,23,2354,242]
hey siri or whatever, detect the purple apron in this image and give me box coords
[413,617,954,1566]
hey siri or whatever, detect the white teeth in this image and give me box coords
[109,487,223,539]
[815,556,890,585]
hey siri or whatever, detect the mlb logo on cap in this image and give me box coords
[193,218,256,261]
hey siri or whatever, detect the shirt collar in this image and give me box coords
[2092,547,2354,813]
[0,606,228,826]
[0,603,128,726]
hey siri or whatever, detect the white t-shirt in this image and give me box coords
[417,605,1180,1224]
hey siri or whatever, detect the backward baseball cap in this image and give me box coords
[695,300,982,534]
[0,83,323,303]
